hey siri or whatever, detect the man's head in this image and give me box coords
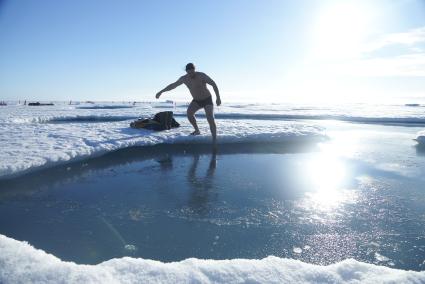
[185,63,195,77]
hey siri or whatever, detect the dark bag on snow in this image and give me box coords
[130,111,180,131]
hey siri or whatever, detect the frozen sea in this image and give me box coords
[1,100,425,283]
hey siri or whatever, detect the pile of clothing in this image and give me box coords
[130,111,180,131]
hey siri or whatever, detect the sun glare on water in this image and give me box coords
[305,153,347,206]
[307,154,346,193]
[301,131,360,212]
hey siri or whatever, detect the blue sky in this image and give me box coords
[0,0,424,103]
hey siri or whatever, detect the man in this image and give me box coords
[155,63,221,144]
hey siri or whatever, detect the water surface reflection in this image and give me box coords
[0,136,424,270]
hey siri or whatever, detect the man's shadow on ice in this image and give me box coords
[186,151,217,216]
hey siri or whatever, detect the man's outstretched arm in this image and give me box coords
[203,74,221,106]
[156,77,184,98]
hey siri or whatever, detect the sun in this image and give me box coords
[311,1,374,60]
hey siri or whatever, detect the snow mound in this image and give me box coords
[0,234,424,284]
[416,131,425,145]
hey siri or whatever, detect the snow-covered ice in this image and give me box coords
[1,234,424,284]
[0,103,326,179]
[416,130,425,145]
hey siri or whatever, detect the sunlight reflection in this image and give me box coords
[318,130,359,158]
[304,154,348,210]
[294,127,361,218]
[302,130,358,211]
[307,154,346,192]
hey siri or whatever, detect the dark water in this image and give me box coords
[0,122,425,271]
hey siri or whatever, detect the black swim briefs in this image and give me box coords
[192,96,213,108]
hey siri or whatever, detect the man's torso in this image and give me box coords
[181,72,212,100]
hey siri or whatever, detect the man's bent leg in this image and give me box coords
[187,101,202,134]
[204,105,217,143]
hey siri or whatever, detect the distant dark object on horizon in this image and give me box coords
[0,101,7,106]
[405,103,421,107]
[28,102,54,106]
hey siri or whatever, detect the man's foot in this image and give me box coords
[190,130,201,136]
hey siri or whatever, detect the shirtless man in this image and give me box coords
[155,63,221,144]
